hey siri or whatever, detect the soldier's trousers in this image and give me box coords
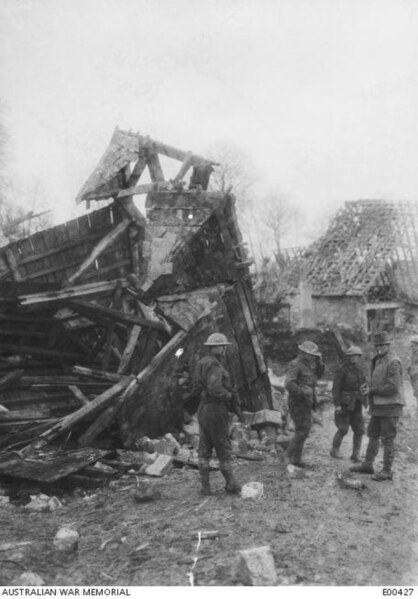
[333,403,365,449]
[365,415,399,471]
[286,397,311,464]
[198,401,232,463]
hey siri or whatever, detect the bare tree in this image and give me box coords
[0,102,52,246]
[204,141,258,215]
[259,190,302,260]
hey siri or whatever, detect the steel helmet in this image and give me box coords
[298,340,321,357]
[345,346,363,356]
[204,333,230,346]
[410,335,418,345]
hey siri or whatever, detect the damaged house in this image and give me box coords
[0,128,272,485]
[256,199,418,365]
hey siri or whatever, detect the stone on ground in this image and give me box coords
[241,481,264,500]
[53,526,79,552]
[143,453,173,477]
[238,545,277,585]
[12,571,45,586]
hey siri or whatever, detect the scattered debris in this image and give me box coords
[12,572,45,586]
[286,465,306,479]
[336,471,367,491]
[237,545,277,586]
[241,482,264,500]
[142,454,173,477]
[53,526,79,552]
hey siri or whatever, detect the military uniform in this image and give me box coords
[351,334,404,480]
[366,350,404,474]
[194,338,240,495]
[285,347,324,466]
[407,357,418,401]
[331,361,367,460]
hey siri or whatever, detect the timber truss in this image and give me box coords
[285,200,418,302]
[76,128,217,206]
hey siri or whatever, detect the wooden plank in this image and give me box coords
[19,279,128,306]
[0,343,83,362]
[77,394,125,447]
[72,366,123,383]
[0,370,24,390]
[83,329,189,437]
[34,376,133,444]
[66,299,166,331]
[117,182,170,198]
[68,385,90,406]
[102,281,123,370]
[0,447,110,482]
[5,249,22,282]
[172,152,193,183]
[117,325,141,374]
[236,282,267,374]
[66,218,131,286]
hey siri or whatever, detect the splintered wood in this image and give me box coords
[0,131,270,484]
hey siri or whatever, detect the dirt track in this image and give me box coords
[1,386,417,586]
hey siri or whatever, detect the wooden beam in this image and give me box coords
[65,218,131,287]
[66,299,167,332]
[34,376,133,444]
[0,370,24,390]
[117,325,141,374]
[127,154,148,187]
[0,343,83,362]
[68,385,90,406]
[235,282,267,374]
[72,366,123,383]
[147,153,165,182]
[117,182,170,198]
[19,279,128,306]
[172,152,193,183]
[5,249,22,282]
[77,394,125,447]
[102,281,123,370]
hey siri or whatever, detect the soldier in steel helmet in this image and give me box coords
[351,331,405,481]
[193,332,241,496]
[407,335,418,405]
[285,340,325,467]
[330,346,369,461]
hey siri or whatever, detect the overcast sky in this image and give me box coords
[1,0,418,246]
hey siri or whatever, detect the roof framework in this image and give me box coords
[76,128,217,205]
[286,200,418,301]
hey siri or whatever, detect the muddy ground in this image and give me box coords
[1,386,418,587]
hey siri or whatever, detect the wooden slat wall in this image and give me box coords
[0,204,138,284]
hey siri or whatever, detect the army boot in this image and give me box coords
[350,434,363,462]
[330,431,344,459]
[350,438,379,474]
[372,445,394,482]
[220,461,241,494]
[198,460,211,496]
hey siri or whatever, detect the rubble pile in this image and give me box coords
[0,129,272,489]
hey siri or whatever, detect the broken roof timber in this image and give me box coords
[282,200,418,301]
[76,127,218,204]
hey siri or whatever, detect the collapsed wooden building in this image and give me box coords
[257,199,418,352]
[0,128,271,484]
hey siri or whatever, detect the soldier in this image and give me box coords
[351,331,405,481]
[194,333,241,496]
[330,346,368,461]
[407,335,418,404]
[285,340,324,467]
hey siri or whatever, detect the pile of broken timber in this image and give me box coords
[0,275,188,454]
